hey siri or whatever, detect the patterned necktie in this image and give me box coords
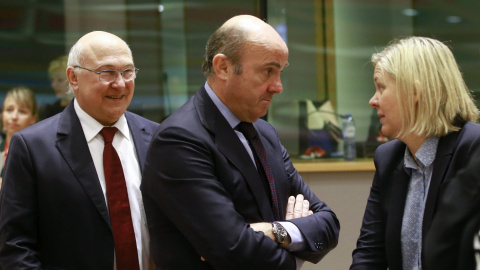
[402,173,425,270]
[101,127,140,270]
[237,122,281,221]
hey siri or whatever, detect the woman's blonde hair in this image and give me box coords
[3,86,38,118]
[372,36,478,138]
[48,55,68,76]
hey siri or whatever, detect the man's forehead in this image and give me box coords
[82,47,133,68]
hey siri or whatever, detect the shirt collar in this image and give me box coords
[204,82,241,129]
[404,136,439,170]
[74,99,130,142]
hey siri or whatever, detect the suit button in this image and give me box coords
[315,242,323,250]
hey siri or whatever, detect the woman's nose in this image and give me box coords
[369,94,378,108]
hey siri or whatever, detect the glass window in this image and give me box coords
[1,0,479,159]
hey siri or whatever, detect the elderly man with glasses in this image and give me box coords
[0,31,159,270]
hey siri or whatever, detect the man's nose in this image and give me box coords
[111,73,126,88]
[269,76,283,94]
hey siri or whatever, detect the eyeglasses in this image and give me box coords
[74,66,139,83]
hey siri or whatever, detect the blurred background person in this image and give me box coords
[350,36,480,270]
[0,86,37,186]
[41,55,72,120]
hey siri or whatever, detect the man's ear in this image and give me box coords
[66,66,79,92]
[212,54,231,80]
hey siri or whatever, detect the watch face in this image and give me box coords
[273,222,287,243]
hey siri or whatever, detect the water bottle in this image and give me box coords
[342,113,356,161]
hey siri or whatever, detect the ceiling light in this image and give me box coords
[446,16,462,23]
[402,9,418,17]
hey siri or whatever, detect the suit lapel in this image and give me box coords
[194,87,275,221]
[422,131,458,238]
[55,101,111,227]
[385,155,410,270]
[125,112,150,171]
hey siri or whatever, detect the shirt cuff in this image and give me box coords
[278,221,306,252]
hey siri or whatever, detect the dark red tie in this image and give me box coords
[101,127,140,270]
[237,122,281,221]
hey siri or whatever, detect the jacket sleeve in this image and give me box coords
[350,157,389,270]
[0,133,43,269]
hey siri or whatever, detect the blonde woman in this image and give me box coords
[351,36,480,270]
[0,87,37,185]
[42,55,72,119]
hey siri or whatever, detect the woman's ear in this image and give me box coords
[413,80,422,104]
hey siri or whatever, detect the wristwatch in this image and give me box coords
[272,222,288,245]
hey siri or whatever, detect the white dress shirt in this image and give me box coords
[74,99,150,270]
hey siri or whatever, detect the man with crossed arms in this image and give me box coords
[142,15,339,270]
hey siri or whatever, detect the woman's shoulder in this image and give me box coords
[376,139,405,154]
[454,121,480,145]
[373,139,406,170]
[461,121,480,132]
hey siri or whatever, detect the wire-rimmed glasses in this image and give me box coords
[74,66,139,83]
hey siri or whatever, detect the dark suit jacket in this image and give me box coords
[425,143,480,270]
[141,86,340,270]
[350,121,480,270]
[0,100,159,270]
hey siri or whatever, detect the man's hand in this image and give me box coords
[247,194,313,250]
[249,222,276,241]
[286,194,313,220]
[249,222,292,248]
